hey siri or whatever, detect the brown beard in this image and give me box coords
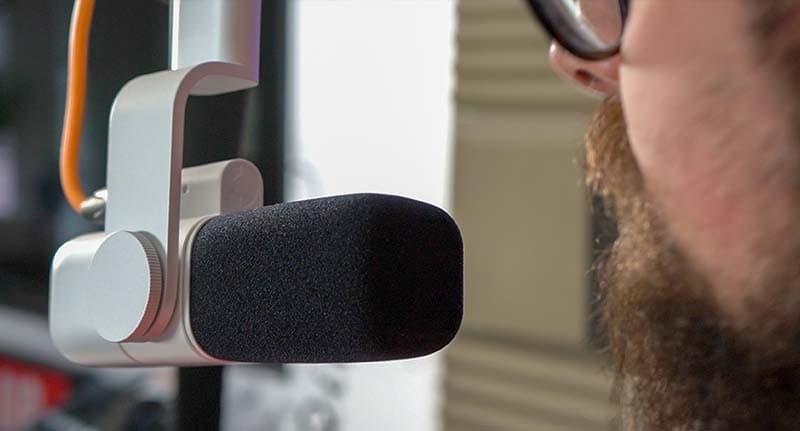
[586,97,800,430]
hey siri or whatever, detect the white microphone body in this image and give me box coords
[50,160,263,366]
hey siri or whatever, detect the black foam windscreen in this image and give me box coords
[189,193,463,363]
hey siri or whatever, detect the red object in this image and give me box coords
[0,356,72,431]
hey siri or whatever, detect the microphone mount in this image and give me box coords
[50,0,266,366]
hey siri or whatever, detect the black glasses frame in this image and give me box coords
[526,0,629,61]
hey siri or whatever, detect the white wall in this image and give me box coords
[286,0,455,206]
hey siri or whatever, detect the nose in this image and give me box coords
[549,43,620,95]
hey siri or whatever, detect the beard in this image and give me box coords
[586,96,800,430]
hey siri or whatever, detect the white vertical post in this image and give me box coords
[170,0,261,86]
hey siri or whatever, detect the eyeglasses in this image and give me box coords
[525,0,630,61]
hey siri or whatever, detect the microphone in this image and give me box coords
[51,1,461,364]
[51,183,463,366]
[189,194,464,363]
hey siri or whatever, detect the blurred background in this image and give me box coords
[0,0,615,430]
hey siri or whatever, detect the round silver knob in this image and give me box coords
[88,231,163,343]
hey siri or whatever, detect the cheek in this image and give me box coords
[619,66,733,250]
[617,0,750,219]
[619,67,723,203]
[603,0,800,320]
[619,58,800,316]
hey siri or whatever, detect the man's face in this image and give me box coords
[550,1,800,429]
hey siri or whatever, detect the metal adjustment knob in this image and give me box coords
[88,231,164,343]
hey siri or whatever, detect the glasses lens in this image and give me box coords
[536,0,624,58]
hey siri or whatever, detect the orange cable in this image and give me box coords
[59,0,95,214]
